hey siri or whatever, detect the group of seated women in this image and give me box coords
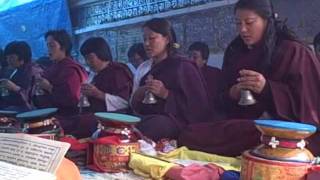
[0,0,320,158]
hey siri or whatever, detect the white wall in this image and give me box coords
[207,53,224,69]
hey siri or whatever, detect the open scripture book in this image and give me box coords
[0,133,70,180]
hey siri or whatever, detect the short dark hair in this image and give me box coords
[127,43,147,60]
[188,42,210,60]
[45,29,72,56]
[80,37,113,62]
[314,32,320,52]
[4,41,32,63]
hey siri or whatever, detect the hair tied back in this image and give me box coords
[173,43,180,49]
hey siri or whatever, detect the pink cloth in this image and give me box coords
[166,163,224,180]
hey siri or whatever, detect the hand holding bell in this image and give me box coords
[37,77,52,93]
[78,73,95,112]
[143,75,157,104]
[236,69,267,106]
[78,84,91,108]
[238,69,266,94]
[0,79,10,97]
[34,76,45,96]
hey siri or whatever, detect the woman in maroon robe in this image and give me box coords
[34,30,88,116]
[0,41,34,111]
[131,18,212,141]
[188,42,222,116]
[66,37,133,138]
[179,0,320,156]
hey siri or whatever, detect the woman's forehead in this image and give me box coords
[235,9,260,19]
[143,27,161,35]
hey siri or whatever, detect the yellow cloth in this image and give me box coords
[129,153,177,179]
[129,147,240,179]
[159,146,241,171]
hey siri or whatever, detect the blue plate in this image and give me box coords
[94,112,141,124]
[16,108,58,120]
[254,120,317,133]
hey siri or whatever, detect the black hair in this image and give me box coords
[45,29,72,56]
[4,41,32,64]
[188,42,210,61]
[127,43,148,60]
[143,18,178,55]
[80,37,113,62]
[225,0,298,73]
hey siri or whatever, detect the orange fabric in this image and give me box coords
[56,158,82,180]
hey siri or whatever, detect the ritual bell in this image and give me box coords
[238,89,257,106]
[142,90,157,104]
[78,94,91,108]
[142,74,157,104]
[0,80,9,97]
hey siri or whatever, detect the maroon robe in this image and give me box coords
[179,39,320,156]
[67,62,133,138]
[34,57,88,116]
[88,62,133,112]
[201,65,222,116]
[132,55,212,141]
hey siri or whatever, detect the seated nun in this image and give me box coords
[0,41,34,111]
[33,30,88,116]
[188,42,222,116]
[126,43,148,74]
[131,18,212,142]
[63,37,133,138]
[80,37,133,113]
[179,0,320,156]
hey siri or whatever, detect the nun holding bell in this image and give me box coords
[179,0,320,157]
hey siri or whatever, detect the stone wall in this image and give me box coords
[70,0,320,68]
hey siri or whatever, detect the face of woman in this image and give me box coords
[129,53,144,68]
[143,27,169,60]
[84,53,104,72]
[6,54,23,68]
[235,9,268,46]
[46,35,66,61]
[189,50,205,68]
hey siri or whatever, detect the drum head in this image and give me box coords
[0,110,18,116]
[16,108,58,120]
[94,112,141,124]
[254,120,316,133]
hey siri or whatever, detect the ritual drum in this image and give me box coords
[241,120,317,180]
[87,113,141,172]
[16,108,61,140]
[0,110,21,133]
